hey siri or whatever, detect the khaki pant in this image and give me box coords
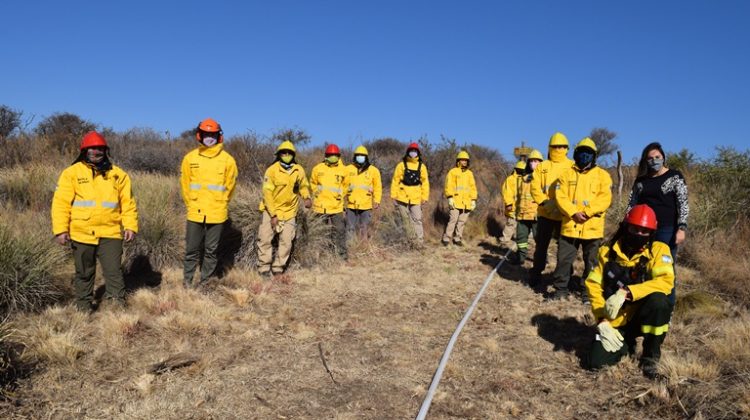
[71,239,125,310]
[443,208,470,243]
[183,220,224,286]
[501,217,517,248]
[257,211,297,274]
[396,201,424,243]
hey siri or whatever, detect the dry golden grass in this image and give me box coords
[0,234,747,419]
[20,306,88,365]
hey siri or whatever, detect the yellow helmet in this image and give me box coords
[575,137,597,153]
[528,149,544,161]
[354,145,368,156]
[276,140,296,154]
[549,132,569,147]
[514,160,527,170]
[456,150,470,160]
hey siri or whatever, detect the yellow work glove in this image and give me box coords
[275,220,285,234]
[447,197,455,209]
[605,288,629,319]
[597,321,624,353]
[470,200,476,211]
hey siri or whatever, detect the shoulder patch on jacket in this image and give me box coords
[662,255,673,264]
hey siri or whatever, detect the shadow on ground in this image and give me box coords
[531,313,592,368]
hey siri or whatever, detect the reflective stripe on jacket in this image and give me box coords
[444,167,477,210]
[345,164,382,210]
[555,166,613,239]
[390,158,429,205]
[530,157,573,221]
[259,162,311,221]
[51,162,138,245]
[180,144,238,224]
[585,241,674,328]
[310,160,349,214]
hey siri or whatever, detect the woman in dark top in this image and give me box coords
[627,142,689,304]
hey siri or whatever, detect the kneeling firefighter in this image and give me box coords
[585,204,674,378]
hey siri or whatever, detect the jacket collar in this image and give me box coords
[198,143,224,158]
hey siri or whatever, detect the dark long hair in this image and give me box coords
[636,142,666,179]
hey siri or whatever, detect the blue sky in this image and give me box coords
[2,0,748,161]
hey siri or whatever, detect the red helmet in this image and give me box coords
[80,131,107,150]
[195,118,224,143]
[625,204,658,230]
[325,144,341,155]
[407,142,420,151]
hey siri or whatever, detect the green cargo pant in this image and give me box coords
[515,219,537,262]
[588,293,673,372]
[183,220,224,287]
[552,235,601,294]
[71,239,125,311]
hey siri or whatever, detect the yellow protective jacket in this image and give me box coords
[51,162,138,245]
[390,158,430,205]
[346,164,382,210]
[180,144,238,224]
[444,167,477,210]
[310,160,349,214]
[502,173,537,221]
[586,241,675,328]
[501,172,521,218]
[530,156,574,221]
[555,165,613,239]
[259,161,311,221]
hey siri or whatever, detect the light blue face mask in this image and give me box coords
[355,155,366,164]
[647,157,664,172]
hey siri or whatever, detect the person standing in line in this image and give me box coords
[180,118,237,288]
[51,131,138,312]
[507,149,544,265]
[500,160,525,250]
[549,137,613,301]
[391,142,430,248]
[528,132,574,287]
[626,142,688,305]
[442,150,477,246]
[345,145,382,239]
[257,141,311,276]
[310,144,350,260]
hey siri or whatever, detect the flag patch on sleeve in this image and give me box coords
[662,255,673,264]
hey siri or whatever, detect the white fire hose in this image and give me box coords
[415,248,512,420]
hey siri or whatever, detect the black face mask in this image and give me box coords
[574,149,595,169]
[621,232,650,256]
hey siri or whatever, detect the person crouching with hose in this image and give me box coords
[585,204,674,379]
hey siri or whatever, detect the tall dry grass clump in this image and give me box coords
[0,211,66,315]
[20,306,89,365]
[0,163,63,212]
[123,172,185,273]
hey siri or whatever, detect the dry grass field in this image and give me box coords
[1,134,749,419]
[2,234,747,419]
